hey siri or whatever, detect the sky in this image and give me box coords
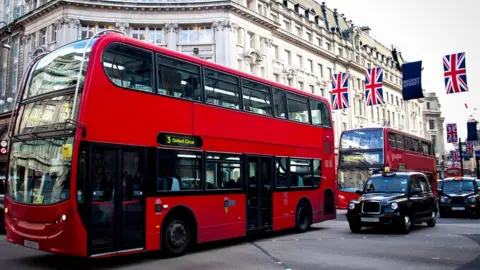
[327,0,479,150]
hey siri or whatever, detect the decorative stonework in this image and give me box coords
[213,20,238,32]
[165,23,178,33]
[54,16,80,29]
[244,49,263,66]
[20,35,29,45]
[115,22,130,33]
[283,66,298,79]
[266,38,273,48]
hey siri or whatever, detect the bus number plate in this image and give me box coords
[24,240,39,249]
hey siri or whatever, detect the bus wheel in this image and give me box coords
[163,216,192,257]
[295,201,312,233]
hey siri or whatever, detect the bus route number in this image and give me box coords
[158,133,203,148]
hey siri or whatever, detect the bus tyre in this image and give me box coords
[163,216,192,257]
[295,201,312,233]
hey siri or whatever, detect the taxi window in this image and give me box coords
[442,180,475,193]
[364,177,408,193]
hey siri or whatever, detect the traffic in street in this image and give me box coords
[0,212,479,270]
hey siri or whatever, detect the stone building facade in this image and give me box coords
[0,0,426,153]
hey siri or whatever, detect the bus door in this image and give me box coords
[246,156,273,231]
[87,145,146,256]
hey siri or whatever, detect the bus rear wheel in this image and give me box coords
[163,216,192,257]
[295,201,312,233]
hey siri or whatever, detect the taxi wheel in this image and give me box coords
[349,222,362,233]
[426,211,436,227]
[399,215,411,234]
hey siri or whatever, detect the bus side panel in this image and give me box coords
[145,194,246,251]
[192,104,326,150]
[272,191,295,231]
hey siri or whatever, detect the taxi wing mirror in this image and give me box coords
[355,189,363,195]
[436,188,442,194]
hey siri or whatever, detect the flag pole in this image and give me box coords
[459,138,464,177]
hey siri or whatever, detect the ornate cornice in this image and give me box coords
[244,48,263,66]
[115,22,129,33]
[165,23,178,33]
[213,20,237,32]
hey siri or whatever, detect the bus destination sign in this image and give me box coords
[157,133,203,148]
[339,151,383,166]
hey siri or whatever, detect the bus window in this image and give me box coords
[157,150,202,191]
[422,141,429,155]
[395,134,404,150]
[404,137,412,151]
[412,139,419,153]
[272,88,287,119]
[387,133,396,148]
[275,157,288,188]
[310,99,331,127]
[206,153,241,190]
[157,54,202,101]
[242,79,273,116]
[204,68,241,110]
[287,93,310,124]
[103,43,154,93]
[290,158,312,187]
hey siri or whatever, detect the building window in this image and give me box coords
[342,122,347,131]
[81,24,95,39]
[306,32,312,42]
[180,25,213,44]
[326,42,331,51]
[13,36,19,58]
[11,62,18,92]
[429,120,435,130]
[295,26,301,36]
[131,27,147,41]
[318,63,323,77]
[285,50,291,65]
[307,59,313,73]
[426,102,430,110]
[274,74,280,83]
[298,81,304,91]
[338,47,343,57]
[317,37,323,47]
[297,55,303,68]
[309,85,314,94]
[274,45,279,60]
[327,67,332,79]
[39,27,47,46]
[236,27,243,44]
[319,88,324,97]
[431,135,437,149]
[148,28,164,44]
[283,20,291,31]
[248,32,255,48]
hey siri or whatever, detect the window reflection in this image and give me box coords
[206,154,241,190]
[157,150,202,191]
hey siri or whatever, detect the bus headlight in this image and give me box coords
[348,202,356,210]
[390,202,398,210]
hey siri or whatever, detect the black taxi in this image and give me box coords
[347,171,437,234]
[438,176,480,218]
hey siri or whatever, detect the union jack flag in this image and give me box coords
[365,67,384,106]
[451,150,460,161]
[443,52,469,94]
[466,141,474,157]
[331,72,349,110]
[446,123,458,143]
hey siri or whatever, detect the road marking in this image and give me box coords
[251,242,292,270]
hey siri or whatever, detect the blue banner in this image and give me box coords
[467,121,478,141]
[402,61,424,100]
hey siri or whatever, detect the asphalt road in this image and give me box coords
[1,212,479,270]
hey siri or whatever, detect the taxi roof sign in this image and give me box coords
[454,176,463,180]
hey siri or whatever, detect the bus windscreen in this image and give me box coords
[340,129,384,150]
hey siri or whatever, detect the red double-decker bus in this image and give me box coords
[3,32,336,258]
[337,127,437,209]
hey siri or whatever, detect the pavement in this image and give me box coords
[1,211,479,270]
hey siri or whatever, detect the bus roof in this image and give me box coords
[95,33,331,108]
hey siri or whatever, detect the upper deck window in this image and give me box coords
[157,54,201,101]
[103,43,154,93]
[242,79,272,116]
[287,93,309,124]
[310,99,330,127]
[24,39,97,99]
[204,68,241,110]
[340,129,384,150]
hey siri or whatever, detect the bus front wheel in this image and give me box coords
[163,216,192,257]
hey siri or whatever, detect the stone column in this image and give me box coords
[213,20,237,68]
[63,17,81,44]
[115,22,130,36]
[21,35,30,74]
[165,23,178,51]
[266,38,274,81]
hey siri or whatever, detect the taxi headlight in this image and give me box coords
[440,196,450,203]
[348,202,356,210]
[390,202,398,210]
[467,196,476,203]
